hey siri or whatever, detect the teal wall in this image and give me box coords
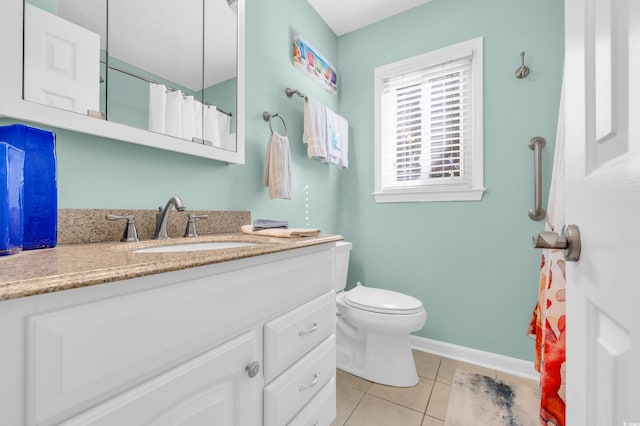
[26,0,56,14]
[204,77,237,133]
[336,0,564,360]
[2,0,565,361]
[106,56,200,133]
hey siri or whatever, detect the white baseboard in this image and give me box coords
[410,335,540,380]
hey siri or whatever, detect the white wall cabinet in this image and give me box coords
[0,0,245,163]
[0,243,337,425]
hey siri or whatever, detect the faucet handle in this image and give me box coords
[184,214,209,238]
[106,214,139,242]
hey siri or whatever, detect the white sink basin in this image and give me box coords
[134,241,260,253]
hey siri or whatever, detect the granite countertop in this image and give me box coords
[0,233,343,301]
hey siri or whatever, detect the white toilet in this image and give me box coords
[334,241,427,387]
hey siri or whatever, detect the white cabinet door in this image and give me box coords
[23,4,100,115]
[62,331,260,426]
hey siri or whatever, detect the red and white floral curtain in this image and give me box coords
[528,78,566,426]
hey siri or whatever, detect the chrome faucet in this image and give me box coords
[154,196,186,239]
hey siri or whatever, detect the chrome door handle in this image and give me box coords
[532,224,581,262]
[299,322,319,336]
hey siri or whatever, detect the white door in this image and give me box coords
[565,0,640,425]
[23,3,100,115]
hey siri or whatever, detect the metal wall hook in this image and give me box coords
[515,51,530,79]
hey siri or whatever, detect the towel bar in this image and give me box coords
[285,87,308,101]
[528,136,546,221]
[263,111,288,137]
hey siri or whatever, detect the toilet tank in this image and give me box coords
[333,241,352,292]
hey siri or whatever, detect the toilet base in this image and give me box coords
[337,326,419,387]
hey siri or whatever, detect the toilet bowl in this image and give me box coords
[333,242,427,387]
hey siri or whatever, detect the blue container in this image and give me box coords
[0,124,57,250]
[0,142,25,255]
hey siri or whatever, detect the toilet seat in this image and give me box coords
[344,285,424,315]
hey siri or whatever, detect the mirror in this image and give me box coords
[23,0,106,118]
[21,0,239,154]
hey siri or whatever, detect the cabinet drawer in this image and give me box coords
[264,291,335,383]
[264,335,336,426]
[288,377,336,426]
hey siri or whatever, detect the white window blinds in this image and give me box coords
[374,37,484,203]
[379,55,473,190]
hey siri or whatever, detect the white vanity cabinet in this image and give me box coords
[0,243,337,426]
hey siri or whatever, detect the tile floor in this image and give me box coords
[331,349,538,426]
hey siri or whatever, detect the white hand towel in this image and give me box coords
[241,224,320,238]
[264,132,292,199]
[325,107,349,168]
[148,83,166,133]
[165,89,182,138]
[303,97,327,160]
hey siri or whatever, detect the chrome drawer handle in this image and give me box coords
[299,373,319,392]
[299,322,319,337]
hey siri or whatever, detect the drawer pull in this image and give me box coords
[299,373,319,392]
[245,361,260,378]
[298,322,319,337]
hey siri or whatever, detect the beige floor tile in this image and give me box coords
[496,370,540,393]
[367,377,434,413]
[425,381,451,420]
[345,394,423,426]
[421,415,445,426]
[435,358,497,384]
[336,368,373,393]
[331,382,366,426]
[412,350,441,381]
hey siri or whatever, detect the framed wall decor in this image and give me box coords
[293,34,337,95]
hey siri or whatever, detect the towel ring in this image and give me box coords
[263,111,288,136]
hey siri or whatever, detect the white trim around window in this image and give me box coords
[373,37,485,203]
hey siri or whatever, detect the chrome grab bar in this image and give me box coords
[528,137,546,221]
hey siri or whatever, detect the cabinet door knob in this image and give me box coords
[245,361,260,378]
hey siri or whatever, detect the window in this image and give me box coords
[374,37,485,202]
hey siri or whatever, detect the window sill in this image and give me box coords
[373,187,486,203]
